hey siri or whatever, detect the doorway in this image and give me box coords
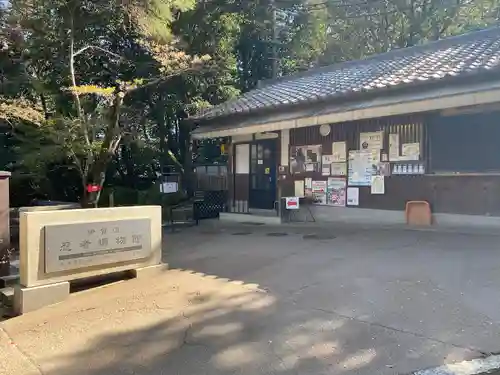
[249,139,277,210]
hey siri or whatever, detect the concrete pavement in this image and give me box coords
[2,221,500,375]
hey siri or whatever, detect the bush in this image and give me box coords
[100,184,188,208]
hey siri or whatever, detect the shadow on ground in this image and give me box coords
[4,222,500,375]
[27,269,439,375]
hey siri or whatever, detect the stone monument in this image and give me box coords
[0,171,11,278]
[14,205,165,314]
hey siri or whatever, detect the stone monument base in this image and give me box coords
[14,281,70,315]
[128,263,169,279]
[14,263,168,315]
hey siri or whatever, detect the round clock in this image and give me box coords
[319,124,331,136]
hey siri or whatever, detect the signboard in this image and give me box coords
[44,219,152,273]
[86,184,101,193]
[160,182,178,193]
[285,197,300,210]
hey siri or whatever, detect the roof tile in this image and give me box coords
[196,28,500,120]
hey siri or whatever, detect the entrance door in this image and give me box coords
[249,140,277,209]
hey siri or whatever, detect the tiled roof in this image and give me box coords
[196,27,500,120]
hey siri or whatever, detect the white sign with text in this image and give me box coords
[44,219,152,273]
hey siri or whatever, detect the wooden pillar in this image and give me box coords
[0,172,11,277]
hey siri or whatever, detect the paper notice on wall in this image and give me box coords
[313,193,327,205]
[348,150,372,186]
[290,145,322,173]
[332,142,347,162]
[322,164,331,176]
[327,177,346,207]
[360,131,383,151]
[294,180,305,198]
[322,155,335,165]
[389,134,400,161]
[371,175,385,195]
[331,162,347,176]
[401,143,420,161]
[371,149,380,164]
[312,180,327,193]
[305,177,312,189]
[312,180,327,205]
[347,187,359,206]
[373,162,391,176]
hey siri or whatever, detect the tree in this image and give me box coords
[3,0,500,208]
[315,0,500,65]
[1,0,212,206]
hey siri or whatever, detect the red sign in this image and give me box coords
[86,184,102,193]
[285,197,300,210]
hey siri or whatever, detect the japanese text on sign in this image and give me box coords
[44,219,152,273]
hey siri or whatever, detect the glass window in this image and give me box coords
[429,111,500,173]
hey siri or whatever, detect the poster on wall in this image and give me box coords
[332,142,347,162]
[294,180,305,197]
[331,162,347,176]
[400,142,420,161]
[348,150,373,186]
[347,187,359,206]
[360,131,383,151]
[304,177,313,197]
[322,155,335,165]
[371,149,381,164]
[389,134,400,161]
[312,180,327,193]
[290,145,322,174]
[322,164,331,176]
[305,178,312,189]
[392,162,425,175]
[312,180,327,205]
[327,177,346,207]
[322,155,334,176]
[371,176,385,195]
[373,162,391,176]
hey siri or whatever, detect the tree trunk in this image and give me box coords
[80,93,124,208]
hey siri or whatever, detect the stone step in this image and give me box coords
[0,287,14,307]
[0,274,20,288]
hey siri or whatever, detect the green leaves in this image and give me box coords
[125,0,196,42]
[0,99,45,126]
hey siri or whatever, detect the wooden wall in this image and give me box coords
[284,113,500,216]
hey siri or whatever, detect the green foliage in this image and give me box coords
[2,0,500,207]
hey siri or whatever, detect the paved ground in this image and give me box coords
[2,221,500,375]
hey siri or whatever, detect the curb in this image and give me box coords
[413,355,500,375]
